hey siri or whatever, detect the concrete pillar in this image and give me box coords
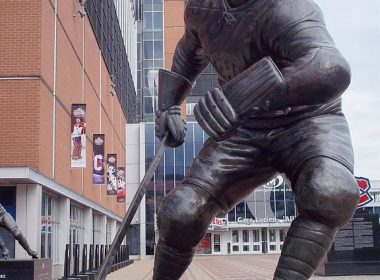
[15,184,41,259]
[109,218,117,245]
[55,197,70,277]
[126,123,146,259]
[99,215,107,246]
[83,207,93,245]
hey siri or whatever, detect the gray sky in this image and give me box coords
[314,0,380,180]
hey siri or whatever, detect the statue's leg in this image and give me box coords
[3,212,38,258]
[153,183,222,280]
[273,157,359,280]
[0,235,9,259]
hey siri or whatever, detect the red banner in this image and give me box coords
[117,167,126,203]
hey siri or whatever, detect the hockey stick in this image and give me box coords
[97,132,168,280]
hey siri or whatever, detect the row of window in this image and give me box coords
[40,192,115,263]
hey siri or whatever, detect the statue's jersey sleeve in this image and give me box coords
[170,2,209,83]
[261,0,351,108]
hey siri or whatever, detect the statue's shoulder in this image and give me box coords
[261,0,324,36]
[185,0,221,10]
[185,0,221,27]
[266,0,323,21]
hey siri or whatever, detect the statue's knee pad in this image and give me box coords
[295,157,359,229]
[157,184,221,250]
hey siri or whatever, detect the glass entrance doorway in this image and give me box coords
[263,228,287,254]
[230,229,262,254]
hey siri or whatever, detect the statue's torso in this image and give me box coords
[186,0,272,84]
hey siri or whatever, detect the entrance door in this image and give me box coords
[266,228,287,254]
[252,229,262,253]
[212,233,221,254]
[231,229,263,254]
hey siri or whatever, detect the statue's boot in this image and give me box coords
[273,216,336,280]
[153,241,194,280]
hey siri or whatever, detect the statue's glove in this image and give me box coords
[194,88,239,141]
[155,105,187,148]
[28,249,38,259]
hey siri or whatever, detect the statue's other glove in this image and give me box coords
[194,88,238,141]
[195,57,286,141]
[155,105,187,148]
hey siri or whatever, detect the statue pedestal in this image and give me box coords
[316,212,380,276]
[0,258,52,280]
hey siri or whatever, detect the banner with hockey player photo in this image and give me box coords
[92,134,105,185]
[70,104,87,168]
[106,154,117,195]
[117,167,126,203]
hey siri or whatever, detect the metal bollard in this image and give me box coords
[89,244,94,271]
[95,244,100,270]
[63,244,71,279]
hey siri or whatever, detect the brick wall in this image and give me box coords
[164,0,187,116]
[0,0,41,76]
[0,0,127,217]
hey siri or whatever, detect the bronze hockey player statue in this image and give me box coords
[154,0,359,279]
[0,204,38,259]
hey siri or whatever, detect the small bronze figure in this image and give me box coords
[154,0,359,279]
[0,204,38,259]
[0,236,9,259]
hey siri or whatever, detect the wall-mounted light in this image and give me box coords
[74,0,87,17]
[109,75,117,96]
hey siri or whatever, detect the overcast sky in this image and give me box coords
[313,0,380,180]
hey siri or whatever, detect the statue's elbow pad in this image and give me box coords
[314,48,351,102]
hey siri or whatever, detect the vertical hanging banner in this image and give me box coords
[106,154,118,195]
[71,104,87,168]
[117,167,126,203]
[93,134,105,185]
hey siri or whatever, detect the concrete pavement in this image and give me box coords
[106,255,380,280]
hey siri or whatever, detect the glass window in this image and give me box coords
[144,41,154,59]
[41,193,57,262]
[228,207,236,222]
[154,41,163,59]
[70,204,83,258]
[243,245,250,251]
[232,245,239,252]
[143,12,153,30]
[269,229,276,242]
[232,230,239,243]
[186,103,196,116]
[252,229,260,242]
[184,142,194,170]
[213,234,221,252]
[243,230,249,243]
[144,96,154,114]
[153,12,163,30]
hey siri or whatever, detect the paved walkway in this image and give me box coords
[107,255,380,280]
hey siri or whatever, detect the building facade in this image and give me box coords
[0,0,137,278]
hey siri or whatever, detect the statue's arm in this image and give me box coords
[263,0,351,110]
[170,8,209,84]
